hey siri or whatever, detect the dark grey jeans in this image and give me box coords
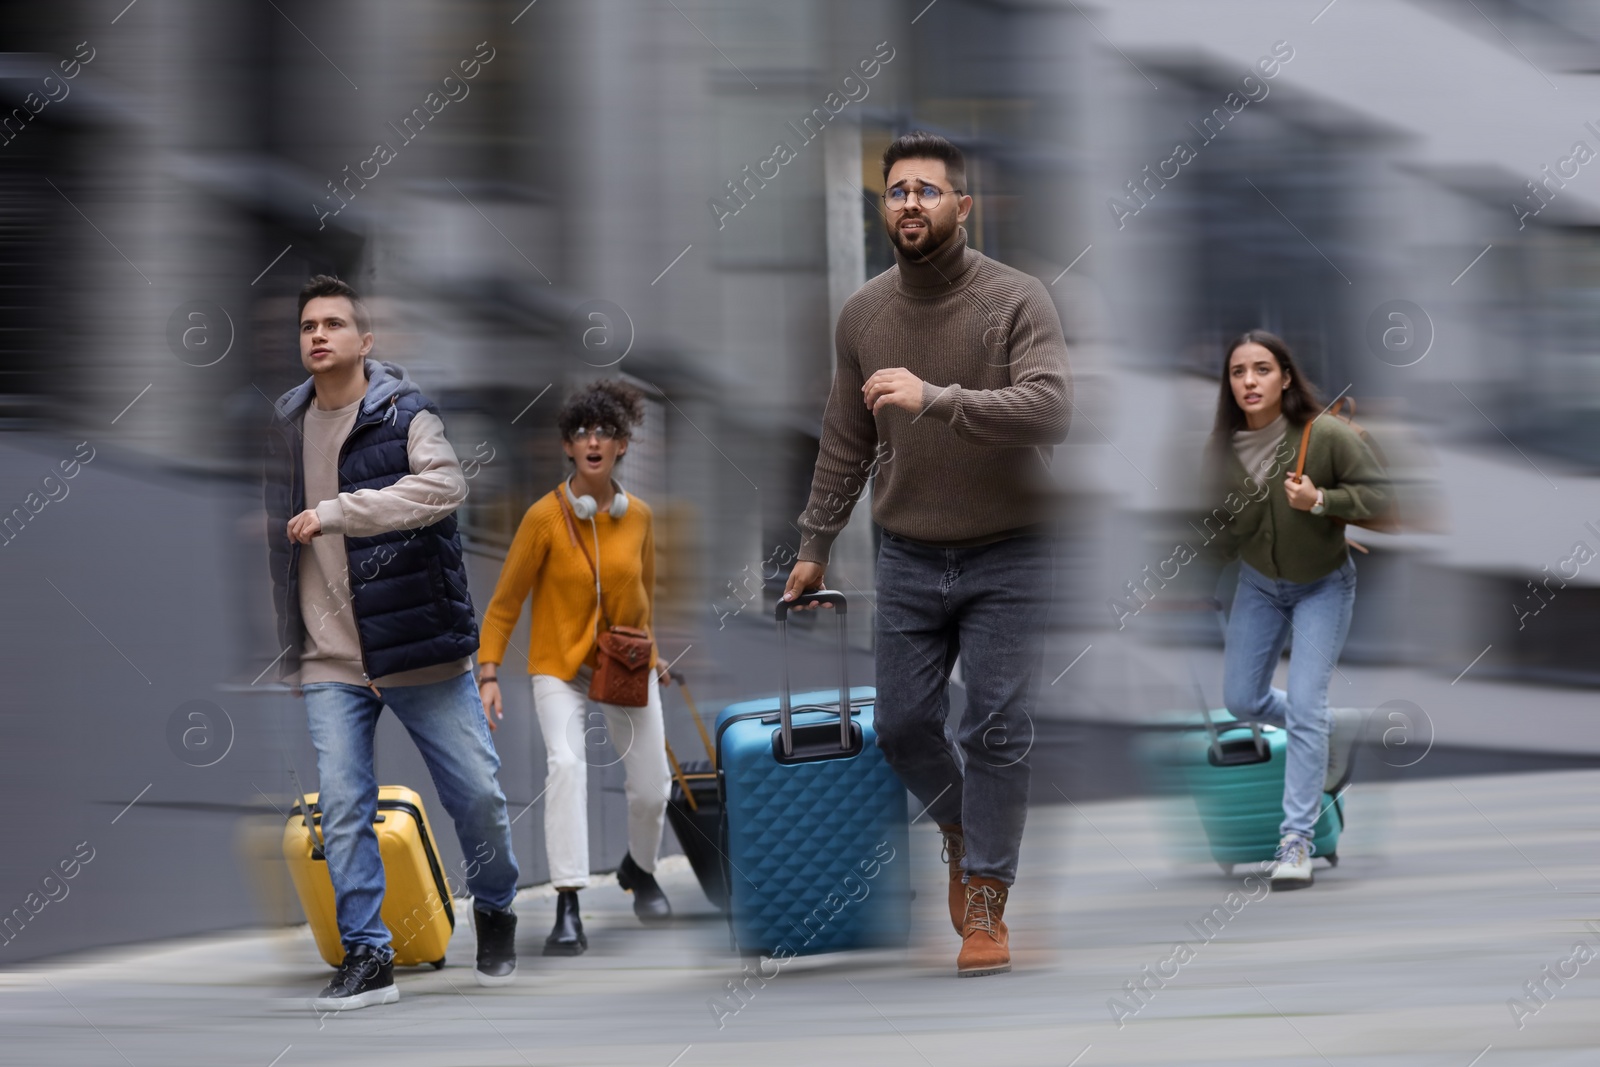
[873,531,1051,884]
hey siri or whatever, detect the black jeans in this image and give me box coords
[873,531,1051,884]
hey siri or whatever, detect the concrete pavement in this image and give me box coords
[3,769,1598,1066]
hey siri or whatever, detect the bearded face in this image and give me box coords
[882,158,969,258]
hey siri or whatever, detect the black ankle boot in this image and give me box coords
[542,890,586,957]
[616,852,672,926]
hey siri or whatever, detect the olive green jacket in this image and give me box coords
[1196,416,1392,584]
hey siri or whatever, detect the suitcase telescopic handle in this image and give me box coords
[1193,679,1267,763]
[668,669,716,765]
[1189,598,1268,762]
[663,737,699,812]
[774,590,851,757]
[287,767,324,856]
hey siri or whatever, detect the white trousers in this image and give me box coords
[530,666,669,888]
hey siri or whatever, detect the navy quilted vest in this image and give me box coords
[265,364,478,681]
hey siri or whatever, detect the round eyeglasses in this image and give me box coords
[566,425,620,442]
[884,182,962,210]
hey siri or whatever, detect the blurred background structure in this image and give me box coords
[3,0,1600,973]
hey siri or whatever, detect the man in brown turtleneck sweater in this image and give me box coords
[783,131,1070,977]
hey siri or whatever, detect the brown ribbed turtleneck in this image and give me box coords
[797,226,1072,562]
[893,218,981,295]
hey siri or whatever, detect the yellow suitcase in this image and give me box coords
[282,785,456,969]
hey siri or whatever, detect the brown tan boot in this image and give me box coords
[938,823,966,934]
[956,876,1011,977]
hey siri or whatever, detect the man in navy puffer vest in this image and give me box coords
[265,275,519,1010]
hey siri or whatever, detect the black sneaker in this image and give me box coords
[473,906,517,986]
[312,945,398,1012]
[616,852,672,926]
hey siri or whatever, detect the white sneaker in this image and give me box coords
[1269,834,1314,890]
[1324,707,1365,793]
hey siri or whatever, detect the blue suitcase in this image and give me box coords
[715,591,911,957]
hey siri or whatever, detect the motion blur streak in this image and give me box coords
[4,2,1600,1065]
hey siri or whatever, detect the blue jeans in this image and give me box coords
[303,672,520,953]
[1222,557,1357,840]
[873,532,1052,885]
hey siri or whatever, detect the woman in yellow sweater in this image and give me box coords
[477,380,671,956]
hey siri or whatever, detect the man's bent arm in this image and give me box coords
[314,411,467,537]
[796,317,877,564]
[919,281,1071,447]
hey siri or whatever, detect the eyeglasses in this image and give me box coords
[566,425,620,442]
[883,182,963,210]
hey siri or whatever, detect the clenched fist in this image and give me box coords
[863,368,926,416]
[287,509,323,544]
[1284,475,1320,512]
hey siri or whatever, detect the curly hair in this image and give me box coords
[556,379,646,443]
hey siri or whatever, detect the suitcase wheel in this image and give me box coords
[1324,852,1338,868]
[429,958,446,970]
[1217,862,1232,876]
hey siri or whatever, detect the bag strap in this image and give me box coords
[1294,402,1375,549]
[1293,419,1314,482]
[557,486,611,634]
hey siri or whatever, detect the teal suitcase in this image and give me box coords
[1182,709,1344,873]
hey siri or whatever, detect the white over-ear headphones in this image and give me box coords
[563,476,629,520]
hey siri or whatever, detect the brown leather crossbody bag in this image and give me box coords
[558,489,653,707]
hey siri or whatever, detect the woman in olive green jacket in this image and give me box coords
[1204,330,1390,890]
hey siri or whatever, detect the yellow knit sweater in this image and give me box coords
[478,489,657,681]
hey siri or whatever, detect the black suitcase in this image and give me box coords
[663,671,730,912]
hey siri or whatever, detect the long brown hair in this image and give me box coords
[1212,329,1321,438]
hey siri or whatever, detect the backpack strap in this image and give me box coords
[1293,397,1358,482]
[1294,419,1314,482]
